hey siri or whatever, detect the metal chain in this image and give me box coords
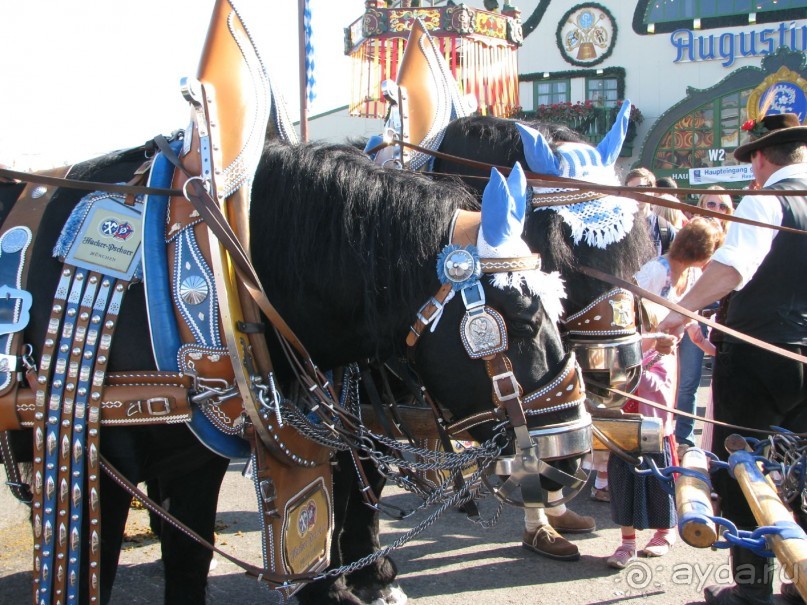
[764,431,807,513]
[247,363,515,577]
[313,443,507,581]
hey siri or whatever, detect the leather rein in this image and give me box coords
[579,264,807,440]
[366,138,807,236]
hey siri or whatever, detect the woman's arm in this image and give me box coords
[686,322,716,355]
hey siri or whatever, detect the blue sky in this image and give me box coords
[0,0,365,168]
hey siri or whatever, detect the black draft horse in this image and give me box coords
[2,139,576,604]
[309,111,657,605]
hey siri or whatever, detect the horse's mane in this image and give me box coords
[435,115,654,311]
[250,141,479,354]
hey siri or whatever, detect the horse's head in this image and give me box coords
[514,102,650,408]
[433,107,651,408]
[409,163,591,507]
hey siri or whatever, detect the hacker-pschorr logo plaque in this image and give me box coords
[282,478,332,574]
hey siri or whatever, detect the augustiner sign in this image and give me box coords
[671,23,807,68]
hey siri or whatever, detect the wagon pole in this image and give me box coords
[298,0,309,142]
[726,434,807,601]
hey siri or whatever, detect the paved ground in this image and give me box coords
[0,363,793,604]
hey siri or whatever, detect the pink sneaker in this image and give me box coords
[640,532,675,557]
[607,545,636,569]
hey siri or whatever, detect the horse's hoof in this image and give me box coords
[367,583,407,605]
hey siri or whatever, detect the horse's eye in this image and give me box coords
[508,322,537,339]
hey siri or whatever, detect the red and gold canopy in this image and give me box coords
[345,2,523,118]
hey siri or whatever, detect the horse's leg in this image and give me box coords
[153,437,229,605]
[96,471,135,605]
[342,460,403,605]
[296,450,363,605]
[146,478,162,536]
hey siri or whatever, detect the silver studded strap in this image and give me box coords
[31,267,128,605]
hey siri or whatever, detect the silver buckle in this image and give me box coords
[146,398,171,416]
[492,371,520,402]
[461,282,485,311]
[417,297,443,326]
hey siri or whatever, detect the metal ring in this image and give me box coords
[182,176,208,201]
[381,158,403,170]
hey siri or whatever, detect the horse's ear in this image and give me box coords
[507,162,527,223]
[596,100,632,165]
[363,135,384,160]
[515,123,561,176]
[481,166,525,248]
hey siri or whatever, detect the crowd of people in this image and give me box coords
[521,113,807,605]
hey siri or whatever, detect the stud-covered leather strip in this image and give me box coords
[85,279,128,603]
[56,271,103,604]
[34,267,86,605]
[480,255,541,274]
[561,287,636,337]
[530,189,607,208]
[65,274,114,605]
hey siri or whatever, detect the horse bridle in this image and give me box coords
[406,209,591,507]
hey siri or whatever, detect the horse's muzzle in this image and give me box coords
[485,406,592,507]
[568,333,643,408]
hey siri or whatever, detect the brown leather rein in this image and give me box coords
[578,265,807,366]
[4,147,807,236]
[368,138,807,236]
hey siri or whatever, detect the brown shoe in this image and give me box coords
[547,508,596,534]
[522,525,581,561]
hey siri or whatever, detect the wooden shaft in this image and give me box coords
[298,0,309,142]
[591,416,660,453]
[730,450,807,601]
[675,448,718,548]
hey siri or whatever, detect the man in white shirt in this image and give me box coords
[659,112,807,605]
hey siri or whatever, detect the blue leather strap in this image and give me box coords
[143,141,183,371]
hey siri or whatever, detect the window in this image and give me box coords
[646,0,807,22]
[534,79,570,106]
[653,88,753,170]
[637,0,807,33]
[586,78,618,107]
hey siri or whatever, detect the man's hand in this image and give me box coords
[658,311,690,340]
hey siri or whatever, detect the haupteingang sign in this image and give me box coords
[689,164,754,184]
